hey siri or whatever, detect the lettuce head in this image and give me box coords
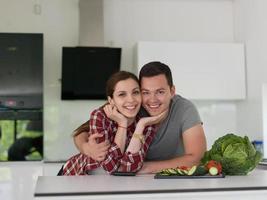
[201,133,262,175]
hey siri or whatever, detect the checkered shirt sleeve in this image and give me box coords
[119,126,155,172]
[62,108,156,175]
[62,153,98,175]
[89,109,124,173]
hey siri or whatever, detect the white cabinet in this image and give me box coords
[136,42,246,100]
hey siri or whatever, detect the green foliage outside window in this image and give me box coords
[0,120,43,161]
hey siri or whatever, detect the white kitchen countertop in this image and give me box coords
[34,167,267,199]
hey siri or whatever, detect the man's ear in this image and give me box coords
[108,96,114,106]
[170,85,176,97]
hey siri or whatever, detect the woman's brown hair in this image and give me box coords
[73,120,90,137]
[73,71,139,136]
[106,71,139,98]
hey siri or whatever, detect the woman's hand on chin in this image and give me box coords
[104,104,128,127]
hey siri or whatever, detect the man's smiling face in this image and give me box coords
[141,74,175,116]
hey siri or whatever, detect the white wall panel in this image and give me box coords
[137,42,246,100]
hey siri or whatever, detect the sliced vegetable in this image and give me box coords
[158,165,210,176]
[166,168,177,175]
[181,169,189,175]
[209,166,219,176]
[187,165,197,175]
[176,168,185,175]
[192,166,208,176]
[159,173,170,176]
[205,160,222,175]
[206,160,222,174]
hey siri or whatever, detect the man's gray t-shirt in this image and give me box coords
[144,95,202,161]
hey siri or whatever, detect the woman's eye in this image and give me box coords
[118,93,126,97]
[133,90,140,95]
[142,91,149,95]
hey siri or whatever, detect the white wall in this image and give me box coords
[102,0,237,148]
[78,0,237,151]
[100,0,267,148]
[1,0,238,161]
[3,0,265,160]
[136,42,246,100]
[103,0,234,72]
[80,0,267,149]
[233,0,267,145]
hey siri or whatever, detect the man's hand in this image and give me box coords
[138,124,207,174]
[137,110,168,128]
[82,133,110,162]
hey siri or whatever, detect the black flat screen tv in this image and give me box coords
[61,47,121,100]
[0,33,43,109]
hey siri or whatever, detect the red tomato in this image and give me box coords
[206,160,222,174]
[179,166,189,170]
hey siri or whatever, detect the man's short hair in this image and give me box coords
[139,61,173,87]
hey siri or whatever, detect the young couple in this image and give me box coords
[61,61,206,175]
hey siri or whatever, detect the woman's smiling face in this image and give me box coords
[109,78,141,120]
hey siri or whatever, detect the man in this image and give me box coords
[74,61,206,173]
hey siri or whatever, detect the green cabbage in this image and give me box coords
[201,133,262,175]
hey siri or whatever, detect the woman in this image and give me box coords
[62,71,165,175]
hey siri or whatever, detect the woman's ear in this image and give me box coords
[108,96,114,106]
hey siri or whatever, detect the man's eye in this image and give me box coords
[157,90,165,95]
[142,91,149,95]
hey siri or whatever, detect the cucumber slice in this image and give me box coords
[160,169,168,174]
[176,168,185,175]
[187,165,197,176]
[159,173,170,176]
[181,169,189,175]
[164,169,171,174]
[167,168,177,175]
[209,166,219,176]
[174,168,182,175]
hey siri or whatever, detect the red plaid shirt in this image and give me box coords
[62,107,155,176]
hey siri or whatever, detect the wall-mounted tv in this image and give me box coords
[0,33,43,109]
[61,47,121,100]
